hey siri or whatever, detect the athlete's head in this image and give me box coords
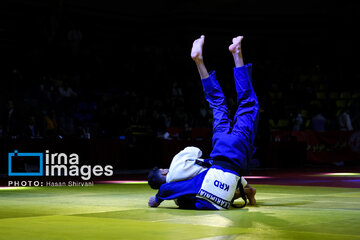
[147,167,169,189]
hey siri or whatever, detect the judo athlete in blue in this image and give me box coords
[148,35,259,210]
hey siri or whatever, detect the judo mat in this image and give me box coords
[1,170,360,240]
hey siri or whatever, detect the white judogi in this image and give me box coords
[166,146,247,186]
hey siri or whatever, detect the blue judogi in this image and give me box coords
[155,64,259,210]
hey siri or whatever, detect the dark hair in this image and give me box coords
[148,167,164,189]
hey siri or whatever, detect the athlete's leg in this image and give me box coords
[230,36,259,139]
[191,35,231,132]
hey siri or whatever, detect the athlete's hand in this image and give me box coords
[148,196,160,207]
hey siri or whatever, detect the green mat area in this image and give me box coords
[1,183,360,240]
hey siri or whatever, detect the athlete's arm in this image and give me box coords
[232,184,256,205]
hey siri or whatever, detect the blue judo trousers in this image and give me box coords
[155,64,259,210]
[208,63,258,173]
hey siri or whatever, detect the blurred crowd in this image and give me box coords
[0,68,213,140]
[1,62,359,142]
[263,64,360,133]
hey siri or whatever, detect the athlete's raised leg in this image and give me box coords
[191,35,231,132]
[230,36,259,135]
[228,37,259,168]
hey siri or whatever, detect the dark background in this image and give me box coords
[0,0,359,171]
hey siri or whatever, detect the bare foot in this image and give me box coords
[229,36,244,67]
[191,35,205,61]
[229,36,244,54]
[244,186,256,205]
